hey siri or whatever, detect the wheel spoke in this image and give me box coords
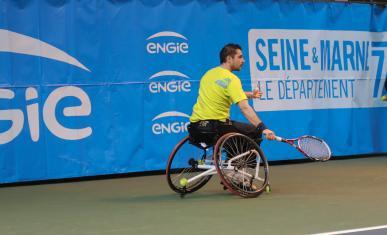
[214,133,269,198]
[166,136,213,194]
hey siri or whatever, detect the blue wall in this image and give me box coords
[0,0,386,183]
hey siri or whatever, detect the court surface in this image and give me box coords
[0,156,386,235]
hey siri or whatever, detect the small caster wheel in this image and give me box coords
[180,186,187,198]
[220,181,227,191]
[265,185,271,193]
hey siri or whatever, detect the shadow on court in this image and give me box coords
[101,191,236,204]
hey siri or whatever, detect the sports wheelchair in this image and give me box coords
[166,127,270,198]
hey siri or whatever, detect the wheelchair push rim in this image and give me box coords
[166,136,213,195]
[213,133,269,198]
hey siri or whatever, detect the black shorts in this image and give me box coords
[188,120,261,146]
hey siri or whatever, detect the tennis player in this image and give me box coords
[189,43,275,144]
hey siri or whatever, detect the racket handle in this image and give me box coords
[274,136,283,142]
[263,133,284,142]
[264,133,283,141]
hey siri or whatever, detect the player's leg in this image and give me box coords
[230,120,262,145]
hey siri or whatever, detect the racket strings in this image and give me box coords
[298,137,331,160]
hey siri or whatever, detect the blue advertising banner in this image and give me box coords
[0,0,386,183]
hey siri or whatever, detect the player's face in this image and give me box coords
[230,49,245,71]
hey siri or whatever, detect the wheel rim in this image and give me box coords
[166,136,212,194]
[214,133,269,198]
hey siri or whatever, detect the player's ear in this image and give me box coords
[226,55,232,62]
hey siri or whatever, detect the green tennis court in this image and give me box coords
[1,156,386,235]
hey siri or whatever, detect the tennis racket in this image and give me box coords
[274,135,331,161]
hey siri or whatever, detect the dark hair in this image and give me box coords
[219,43,242,63]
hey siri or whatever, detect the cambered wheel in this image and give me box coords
[214,133,269,198]
[166,136,212,195]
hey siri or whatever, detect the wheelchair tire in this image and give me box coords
[213,133,269,198]
[166,136,212,195]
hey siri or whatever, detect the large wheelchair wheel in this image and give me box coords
[213,133,269,198]
[166,136,212,195]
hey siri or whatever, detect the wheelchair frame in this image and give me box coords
[166,132,270,198]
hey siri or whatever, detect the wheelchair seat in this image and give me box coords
[188,131,218,149]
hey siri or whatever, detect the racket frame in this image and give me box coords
[275,135,331,161]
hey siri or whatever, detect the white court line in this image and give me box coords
[310,225,387,235]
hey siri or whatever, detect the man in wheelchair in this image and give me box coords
[166,43,275,198]
[188,43,276,146]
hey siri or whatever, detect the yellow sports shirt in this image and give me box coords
[190,66,247,122]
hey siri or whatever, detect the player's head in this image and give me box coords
[219,43,245,71]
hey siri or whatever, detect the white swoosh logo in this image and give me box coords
[0,29,90,72]
[149,70,189,80]
[152,111,190,121]
[146,31,187,40]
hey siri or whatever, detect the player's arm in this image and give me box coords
[237,99,260,126]
[237,99,275,140]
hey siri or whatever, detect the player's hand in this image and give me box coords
[251,88,262,99]
[263,129,276,140]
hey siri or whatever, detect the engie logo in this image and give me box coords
[146,31,189,54]
[0,87,92,144]
[151,111,190,135]
[148,70,191,93]
[0,29,92,144]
